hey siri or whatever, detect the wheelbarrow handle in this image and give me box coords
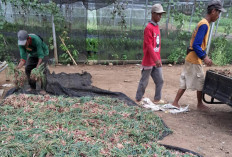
[202,93,224,104]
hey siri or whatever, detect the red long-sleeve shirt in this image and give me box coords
[141,22,161,67]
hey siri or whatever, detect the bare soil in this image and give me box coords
[0,64,232,157]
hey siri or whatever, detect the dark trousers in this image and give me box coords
[25,57,48,89]
[135,67,164,101]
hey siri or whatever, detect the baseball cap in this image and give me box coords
[208,0,226,12]
[17,30,29,45]
[151,4,166,14]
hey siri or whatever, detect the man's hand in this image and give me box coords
[17,60,26,69]
[16,65,22,70]
[155,60,162,67]
[37,59,43,68]
[203,56,212,66]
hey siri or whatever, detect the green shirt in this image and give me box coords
[19,34,49,61]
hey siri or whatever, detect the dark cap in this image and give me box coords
[17,30,29,46]
[208,0,226,12]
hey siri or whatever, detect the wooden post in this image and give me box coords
[188,3,195,32]
[129,0,134,31]
[214,0,224,37]
[144,0,148,27]
[59,36,78,66]
[206,22,215,54]
[52,15,58,64]
[165,0,171,37]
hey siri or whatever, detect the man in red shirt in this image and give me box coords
[135,3,165,104]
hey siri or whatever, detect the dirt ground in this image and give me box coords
[0,63,232,157]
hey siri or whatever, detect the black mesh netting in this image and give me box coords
[5,70,137,106]
[51,0,116,10]
[45,70,138,106]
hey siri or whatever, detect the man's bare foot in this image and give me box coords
[197,103,210,112]
[39,90,47,95]
[26,88,33,92]
[135,100,142,106]
[172,102,181,108]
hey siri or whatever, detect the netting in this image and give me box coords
[5,70,138,106]
[0,0,232,63]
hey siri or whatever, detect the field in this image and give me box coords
[0,64,232,157]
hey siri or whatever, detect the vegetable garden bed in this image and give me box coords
[0,94,199,156]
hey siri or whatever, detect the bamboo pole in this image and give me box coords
[206,22,215,54]
[143,0,148,27]
[59,36,77,65]
[165,0,171,37]
[214,0,224,37]
[188,3,195,32]
[52,15,58,64]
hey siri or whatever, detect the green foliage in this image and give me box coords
[1,0,65,31]
[194,2,205,22]
[7,62,26,88]
[111,0,128,31]
[111,54,119,60]
[167,31,191,64]
[224,21,232,36]
[121,54,127,60]
[97,33,143,60]
[48,37,54,50]
[173,12,187,30]
[0,16,12,61]
[59,31,79,64]
[1,0,232,63]
[2,0,60,16]
[167,4,193,64]
[86,38,99,60]
[223,7,232,18]
[168,47,185,64]
[0,34,11,61]
[86,38,98,52]
[210,37,232,66]
[210,24,232,66]
[31,63,45,83]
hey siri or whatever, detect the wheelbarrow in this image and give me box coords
[202,70,232,107]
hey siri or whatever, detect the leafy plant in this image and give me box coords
[7,62,26,88]
[121,54,127,60]
[30,63,46,88]
[194,1,205,22]
[59,31,79,64]
[210,22,232,66]
[86,38,98,60]
[86,38,98,52]
[0,15,11,61]
[0,34,11,61]
[224,21,232,36]
[173,12,186,30]
[48,36,54,50]
[112,54,119,60]
[168,31,191,64]
[210,37,231,66]
[111,0,128,31]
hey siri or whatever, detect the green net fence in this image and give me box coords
[0,0,232,64]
